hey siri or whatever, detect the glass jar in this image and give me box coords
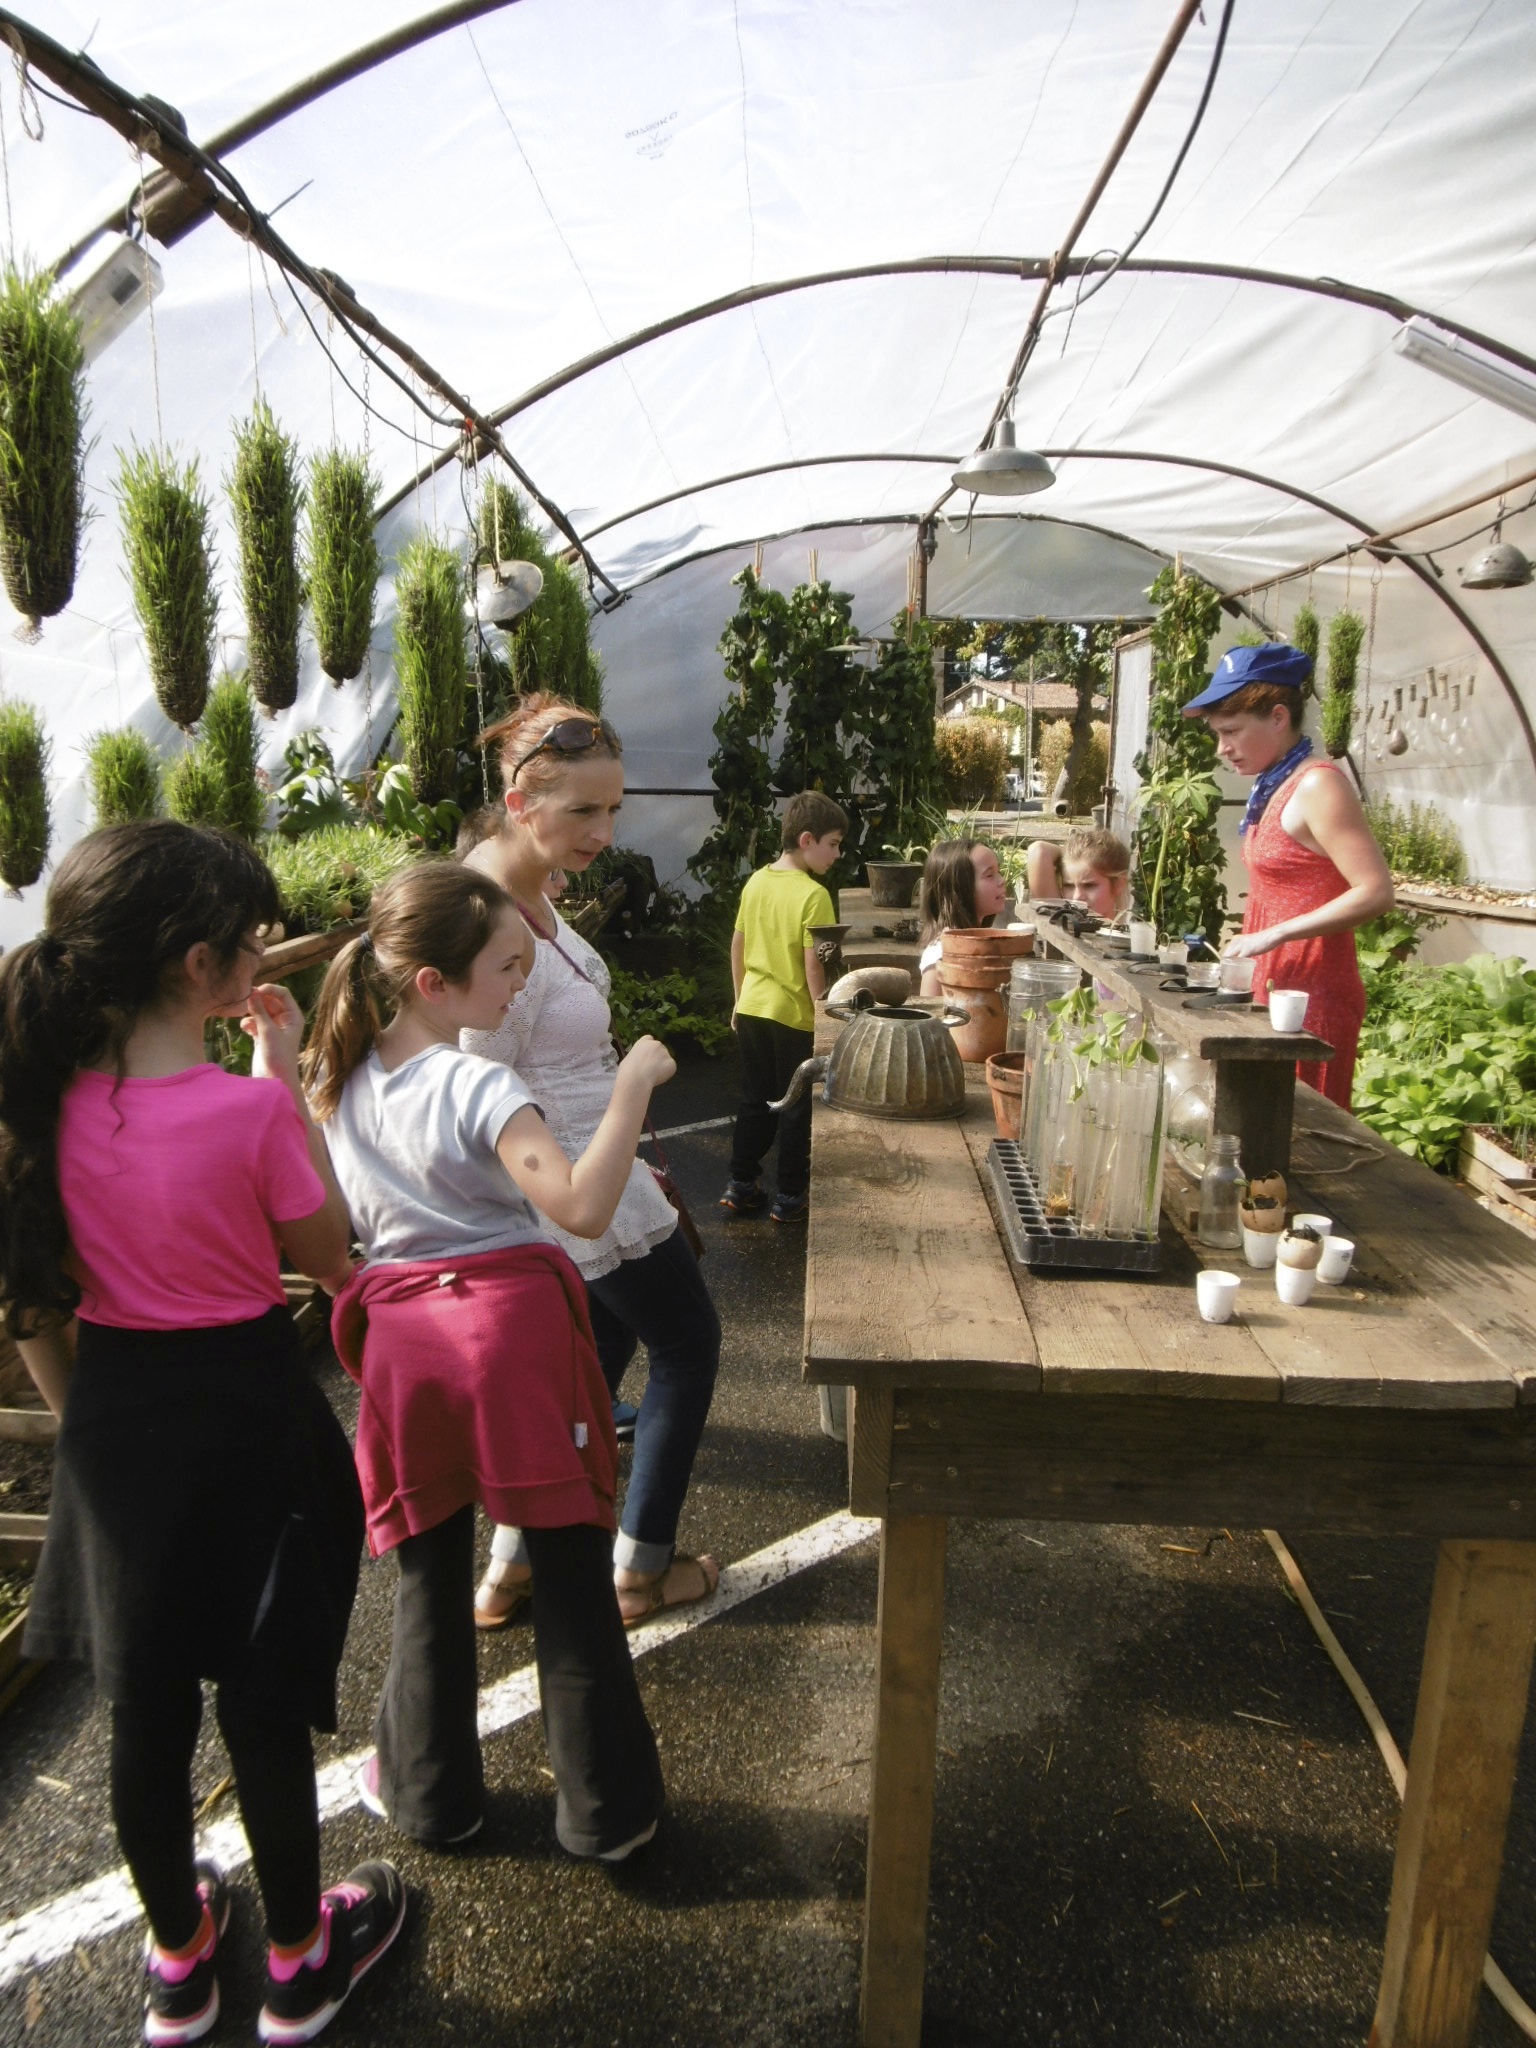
[1197,1132,1244,1249]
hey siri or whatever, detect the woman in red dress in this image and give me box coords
[1185,644,1394,1110]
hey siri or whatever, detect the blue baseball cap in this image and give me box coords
[1182,641,1314,716]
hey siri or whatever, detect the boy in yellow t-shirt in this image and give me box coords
[722,791,847,1223]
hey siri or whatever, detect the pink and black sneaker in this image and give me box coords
[256,1861,406,2045]
[142,1857,229,2046]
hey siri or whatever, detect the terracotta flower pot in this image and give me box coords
[984,1050,1026,1139]
[940,926,1036,967]
[939,975,1007,1062]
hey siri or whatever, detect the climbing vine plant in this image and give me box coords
[687,565,787,904]
[772,578,865,886]
[858,611,943,858]
[1131,565,1227,945]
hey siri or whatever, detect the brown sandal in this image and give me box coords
[618,1553,720,1629]
[473,1568,533,1631]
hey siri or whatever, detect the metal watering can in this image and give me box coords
[768,991,971,1121]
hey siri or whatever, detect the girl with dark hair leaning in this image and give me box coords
[461,695,723,1627]
[0,822,403,2047]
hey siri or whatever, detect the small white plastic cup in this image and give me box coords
[1317,1236,1356,1284]
[1187,962,1220,989]
[1243,1225,1280,1269]
[1219,955,1255,994]
[1159,941,1189,969]
[1197,1270,1242,1324]
[1275,1262,1317,1306]
[1269,988,1309,1032]
[1291,1212,1333,1238]
[1129,920,1157,957]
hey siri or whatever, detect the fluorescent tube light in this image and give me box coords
[1394,317,1536,426]
[67,238,164,364]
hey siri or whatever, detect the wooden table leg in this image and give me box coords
[1371,1540,1536,2048]
[861,1513,948,2048]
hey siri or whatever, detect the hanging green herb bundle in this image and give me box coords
[1322,609,1366,758]
[476,479,603,713]
[0,699,51,895]
[163,744,225,830]
[84,726,161,824]
[0,266,88,634]
[229,400,303,714]
[1291,600,1320,670]
[197,672,266,838]
[118,446,219,730]
[305,446,378,684]
[392,535,466,805]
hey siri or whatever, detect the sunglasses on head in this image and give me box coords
[507,717,621,784]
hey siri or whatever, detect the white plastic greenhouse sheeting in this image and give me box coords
[0,0,1534,942]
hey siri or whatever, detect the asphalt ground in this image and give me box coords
[3,1050,1536,2046]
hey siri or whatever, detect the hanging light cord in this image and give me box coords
[1263,1529,1536,2041]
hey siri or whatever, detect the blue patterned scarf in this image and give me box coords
[1239,736,1313,836]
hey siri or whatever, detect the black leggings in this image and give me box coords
[110,1682,320,1950]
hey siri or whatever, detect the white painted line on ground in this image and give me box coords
[0,1509,877,1988]
[638,1114,733,1142]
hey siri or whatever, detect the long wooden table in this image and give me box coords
[805,1044,1536,2048]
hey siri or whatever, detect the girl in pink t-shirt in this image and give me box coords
[0,822,405,2048]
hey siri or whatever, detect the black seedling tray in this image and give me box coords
[987,1140,1162,1273]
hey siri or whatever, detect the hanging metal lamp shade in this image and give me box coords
[1459,539,1534,590]
[952,418,1055,497]
[466,559,544,626]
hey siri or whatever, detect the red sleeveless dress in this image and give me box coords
[1241,758,1366,1110]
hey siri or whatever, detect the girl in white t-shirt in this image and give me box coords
[307,861,675,1861]
[917,839,1012,997]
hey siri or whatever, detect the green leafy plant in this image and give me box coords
[369,758,462,850]
[305,447,378,684]
[689,564,787,906]
[262,820,420,934]
[1354,905,1442,975]
[607,966,732,1055]
[118,446,219,730]
[1321,609,1365,758]
[1364,792,1467,886]
[1130,566,1227,944]
[229,399,304,714]
[1037,718,1109,814]
[84,726,160,824]
[476,480,603,713]
[0,699,50,894]
[392,534,466,805]
[936,716,1009,806]
[858,612,944,862]
[0,265,88,631]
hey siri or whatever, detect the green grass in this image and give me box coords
[306,447,379,683]
[118,445,218,729]
[0,264,87,627]
[262,821,420,933]
[0,699,51,892]
[229,399,303,714]
[84,726,160,824]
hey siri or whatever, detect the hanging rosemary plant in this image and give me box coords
[1322,609,1366,758]
[476,479,603,712]
[229,400,303,714]
[0,699,51,895]
[305,446,378,684]
[118,446,219,730]
[161,673,267,838]
[392,535,466,805]
[0,265,88,634]
[1291,600,1320,670]
[84,727,161,824]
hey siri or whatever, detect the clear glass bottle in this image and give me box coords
[1197,1132,1244,1248]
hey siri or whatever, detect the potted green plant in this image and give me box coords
[229,399,304,715]
[84,726,161,824]
[118,446,219,731]
[0,265,87,636]
[392,534,466,805]
[0,699,51,896]
[306,446,379,685]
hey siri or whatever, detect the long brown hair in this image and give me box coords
[919,839,988,944]
[0,822,281,1337]
[478,692,622,805]
[304,861,517,1120]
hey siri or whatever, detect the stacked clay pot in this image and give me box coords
[937,927,1035,1063]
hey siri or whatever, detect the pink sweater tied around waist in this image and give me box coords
[331,1241,616,1557]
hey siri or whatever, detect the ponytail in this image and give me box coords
[0,820,281,1337]
[304,860,516,1121]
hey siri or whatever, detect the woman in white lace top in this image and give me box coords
[461,695,721,1626]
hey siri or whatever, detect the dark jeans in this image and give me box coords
[589,1226,721,1575]
[111,1682,320,1948]
[730,1013,814,1197]
[376,1505,662,1856]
